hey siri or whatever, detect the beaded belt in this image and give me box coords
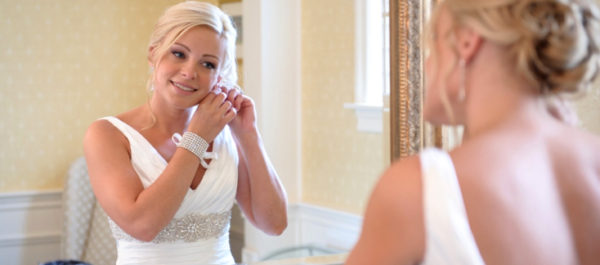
[108,211,231,243]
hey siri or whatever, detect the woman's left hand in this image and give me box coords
[219,84,258,137]
[217,83,288,236]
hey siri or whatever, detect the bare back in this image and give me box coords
[451,121,600,265]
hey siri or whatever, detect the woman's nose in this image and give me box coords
[180,63,197,79]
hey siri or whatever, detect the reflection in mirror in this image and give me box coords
[2,0,597,263]
[243,0,392,262]
[301,0,387,214]
[348,0,600,263]
[388,0,600,156]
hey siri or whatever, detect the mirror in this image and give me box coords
[388,0,600,158]
[389,0,464,159]
[389,0,436,159]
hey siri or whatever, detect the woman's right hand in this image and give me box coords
[187,90,237,142]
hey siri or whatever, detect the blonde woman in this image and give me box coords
[83,2,287,264]
[347,0,600,264]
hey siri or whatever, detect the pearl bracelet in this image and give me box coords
[172,132,209,162]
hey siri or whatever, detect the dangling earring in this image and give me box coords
[147,66,154,92]
[458,59,466,102]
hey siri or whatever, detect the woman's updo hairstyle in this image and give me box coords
[440,0,600,95]
[147,1,238,88]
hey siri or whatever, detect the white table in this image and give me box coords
[249,253,347,265]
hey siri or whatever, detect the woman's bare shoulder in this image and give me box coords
[375,155,423,211]
[550,127,600,264]
[85,118,120,144]
[83,106,145,161]
[348,155,424,264]
[84,106,145,145]
[86,115,129,140]
[84,119,131,166]
[548,125,600,171]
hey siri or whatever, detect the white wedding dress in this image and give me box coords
[101,117,238,265]
[420,148,486,265]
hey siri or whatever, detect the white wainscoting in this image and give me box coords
[0,190,63,265]
[242,203,363,263]
[0,191,363,264]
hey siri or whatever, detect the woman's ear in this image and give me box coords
[148,46,156,67]
[455,26,482,63]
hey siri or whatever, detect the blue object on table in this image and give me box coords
[40,260,92,265]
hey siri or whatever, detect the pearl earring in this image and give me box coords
[458,59,466,102]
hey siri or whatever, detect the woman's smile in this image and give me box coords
[171,80,198,93]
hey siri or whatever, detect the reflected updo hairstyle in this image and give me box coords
[437,0,600,95]
[148,1,238,88]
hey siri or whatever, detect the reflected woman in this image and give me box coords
[347,0,600,264]
[83,2,287,264]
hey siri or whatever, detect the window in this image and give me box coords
[345,0,389,133]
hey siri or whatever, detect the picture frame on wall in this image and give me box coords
[221,1,243,60]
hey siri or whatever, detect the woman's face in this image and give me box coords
[152,26,226,109]
[423,8,463,125]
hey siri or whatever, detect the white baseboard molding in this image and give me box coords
[0,190,63,265]
[0,191,364,264]
[242,203,363,263]
[0,190,62,210]
[295,203,362,251]
[0,233,61,248]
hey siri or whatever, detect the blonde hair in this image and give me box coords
[147,1,238,90]
[140,1,237,130]
[432,0,600,95]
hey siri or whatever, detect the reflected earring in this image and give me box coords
[458,59,466,102]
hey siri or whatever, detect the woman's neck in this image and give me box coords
[146,94,194,135]
[463,48,551,138]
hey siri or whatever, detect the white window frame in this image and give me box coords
[344,0,388,133]
[221,2,243,60]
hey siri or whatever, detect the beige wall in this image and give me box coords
[575,86,600,134]
[301,0,384,214]
[0,0,231,192]
[586,6,600,133]
[3,0,595,215]
[297,0,600,215]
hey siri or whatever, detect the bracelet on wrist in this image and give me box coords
[172,132,209,162]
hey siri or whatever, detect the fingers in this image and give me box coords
[226,89,244,110]
[211,92,237,121]
[214,81,243,107]
[202,81,246,119]
[223,104,237,122]
[214,92,228,105]
[215,97,236,124]
[198,91,234,115]
[189,91,236,141]
[226,89,237,103]
[219,99,233,114]
[233,94,244,110]
[214,80,238,94]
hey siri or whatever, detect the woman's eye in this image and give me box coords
[172,51,185,59]
[203,62,216,69]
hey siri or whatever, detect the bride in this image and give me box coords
[347,0,600,264]
[83,2,287,264]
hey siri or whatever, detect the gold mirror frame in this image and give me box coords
[389,0,435,160]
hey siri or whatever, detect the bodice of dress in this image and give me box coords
[419,148,485,265]
[100,116,239,265]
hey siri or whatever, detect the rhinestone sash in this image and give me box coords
[109,211,231,243]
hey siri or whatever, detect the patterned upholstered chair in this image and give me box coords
[61,157,117,265]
